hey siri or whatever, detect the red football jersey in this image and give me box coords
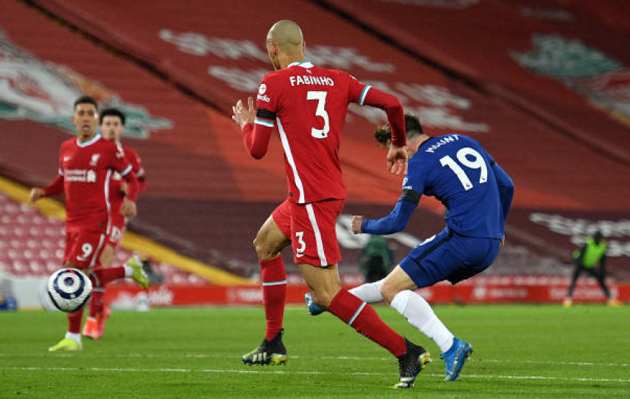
[110,143,146,226]
[243,61,406,204]
[51,135,136,233]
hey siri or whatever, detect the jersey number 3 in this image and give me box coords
[307,91,330,139]
[440,147,488,191]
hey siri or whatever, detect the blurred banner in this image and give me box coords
[3,273,627,311]
[319,0,630,164]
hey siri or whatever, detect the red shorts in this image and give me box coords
[64,230,107,269]
[271,199,292,240]
[106,221,126,248]
[290,199,344,267]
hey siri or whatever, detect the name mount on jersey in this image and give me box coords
[425,134,460,154]
[289,75,335,87]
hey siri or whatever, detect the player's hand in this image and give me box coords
[387,145,408,175]
[120,198,137,218]
[351,215,365,234]
[30,188,45,202]
[501,238,505,249]
[231,97,256,129]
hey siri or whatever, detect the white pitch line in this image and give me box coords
[0,366,629,384]
[1,352,629,368]
[480,359,630,368]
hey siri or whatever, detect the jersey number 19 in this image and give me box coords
[440,147,488,191]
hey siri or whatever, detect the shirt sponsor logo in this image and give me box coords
[257,94,270,102]
[65,169,97,183]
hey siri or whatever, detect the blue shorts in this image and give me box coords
[400,227,501,288]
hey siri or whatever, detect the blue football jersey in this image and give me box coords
[403,134,504,239]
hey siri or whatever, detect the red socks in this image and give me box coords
[86,266,125,319]
[67,309,84,333]
[91,266,125,287]
[260,256,287,341]
[88,288,105,317]
[328,289,407,357]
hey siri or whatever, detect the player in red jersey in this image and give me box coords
[82,108,148,340]
[232,20,429,388]
[30,96,149,351]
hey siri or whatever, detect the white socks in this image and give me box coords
[349,279,385,303]
[65,331,81,344]
[390,290,454,353]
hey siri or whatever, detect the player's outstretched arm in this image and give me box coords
[362,89,408,174]
[352,191,420,235]
[361,89,406,147]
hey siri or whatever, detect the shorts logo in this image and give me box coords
[258,83,267,95]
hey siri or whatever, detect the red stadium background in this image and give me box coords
[1,0,629,307]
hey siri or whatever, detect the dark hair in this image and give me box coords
[100,108,126,126]
[73,95,98,111]
[374,114,424,145]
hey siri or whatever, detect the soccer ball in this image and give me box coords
[47,268,93,312]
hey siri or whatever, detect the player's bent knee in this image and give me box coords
[253,236,274,261]
[379,282,398,305]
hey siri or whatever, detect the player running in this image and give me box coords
[307,115,514,381]
[30,96,149,351]
[232,20,429,389]
[82,108,148,340]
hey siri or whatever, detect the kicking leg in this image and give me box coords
[300,263,430,388]
[382,266,470,382]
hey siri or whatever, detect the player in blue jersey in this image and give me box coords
[307,115,514,381]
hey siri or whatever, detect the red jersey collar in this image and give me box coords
[288,61,314,69]
[76,133,102,148]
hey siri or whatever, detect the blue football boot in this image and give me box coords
[304,292,324,316]
[440,337,473,381]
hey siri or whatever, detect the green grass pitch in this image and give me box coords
[1,304,629,398]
